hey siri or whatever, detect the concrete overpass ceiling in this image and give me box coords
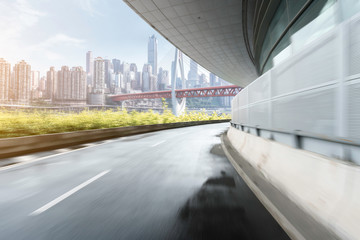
[124,0,258,87]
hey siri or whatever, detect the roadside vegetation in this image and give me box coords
[0,106,230,138]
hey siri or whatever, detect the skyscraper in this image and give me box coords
[0,58,10,102]
[209,73,217,87]
[56,66,71,101]
[31,71,40,90]
[89,57,105,105]
[104,59,113,89]
[93,57,105,93]
[31,70,40,99]
[54,66,86,104]
[142,64,152,92]
[158,67,169,90]
[199,74,208,87]
[130,63,138,73]
[187,59,198,88]
[46,67,57,100]
[13,60,31,102]
[112,59,121,73]
[71,67,87,101]
[148,35,158,75]
[86,51,93,85]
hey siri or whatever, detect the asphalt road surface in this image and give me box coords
[0,123,289,240]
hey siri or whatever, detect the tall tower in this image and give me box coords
[46,67,57,100]
[86,51,93,85]
[56,66,71,101]
[112,58,121,73]
[13,60,31,102]
[142,64,152,92]
[0,58,11,102]
[104,59,113,89]
[209,73,217,87]
[148,35,158,75]
[93,57,105,93]
[187,59,198,88]
[71,66,87,101]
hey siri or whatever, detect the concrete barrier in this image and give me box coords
[225,126,360,240]
[0,120,229,159]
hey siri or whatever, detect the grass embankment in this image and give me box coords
[0,109,230,138]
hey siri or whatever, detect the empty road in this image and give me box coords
[0,123,289,239]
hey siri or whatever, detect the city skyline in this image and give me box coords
[0,0,175,75]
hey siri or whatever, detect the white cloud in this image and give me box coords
[0,0,47,64]
[76,0,103,17]
[0,0,45,41]
[30,34,85,60]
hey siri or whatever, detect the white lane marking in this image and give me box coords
[0,139,120,172]
[151,140,166,147]
[29,170,110,216]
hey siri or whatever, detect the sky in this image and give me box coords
[0,0,210,77]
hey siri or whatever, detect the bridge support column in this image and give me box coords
[171,48,186,116]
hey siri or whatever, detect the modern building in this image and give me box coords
[157,67,169,90]
[0,58,11,102]
[86,51,93,85]
[56,66,71,101]
[209,73,217,87]
[89,57,105,105]
[199,73,208,87]
[135,71,142,91]
[124,1,360,239]
[142,63,152,92]
[187,59,198,88]
[12,60,31,103]
[46,67,57,100]
[112,58,121,73]
[104,59,113,89]
[148,34,158,75]
[130,63,138,73]
[31,71,40,99]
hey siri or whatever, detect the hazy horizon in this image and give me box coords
[0,0,212,77]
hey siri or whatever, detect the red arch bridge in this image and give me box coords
[110,85,241,102]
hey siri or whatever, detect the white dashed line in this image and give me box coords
[29,170,111,216]
[151,140,166,147]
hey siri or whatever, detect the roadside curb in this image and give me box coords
[0,119,229,159]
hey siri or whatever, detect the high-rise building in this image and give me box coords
[31,71,40,90]
[199,74,208,87]
[121,62,130,74]
[148,35,158,75]
[86,51,93,85]
[130,63,138,73]
[89,57,106,105]
[112,59,121,73]
[187,59,199,88]
[93,57,105,93]
[54,66,86,104]
[70,67,87,101]
[31,71,40,99]
[158,67,169,90]
[0,58,11,102]
[56,66,71,101]
[12,60,31,102]
[135,71,142,91]
[209,73,217,87]
[39,76,46,98]
[142,64,152,92]
[104,59,113,89]
[46,67,57,100]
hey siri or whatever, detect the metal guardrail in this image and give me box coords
[230,122,360,149]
